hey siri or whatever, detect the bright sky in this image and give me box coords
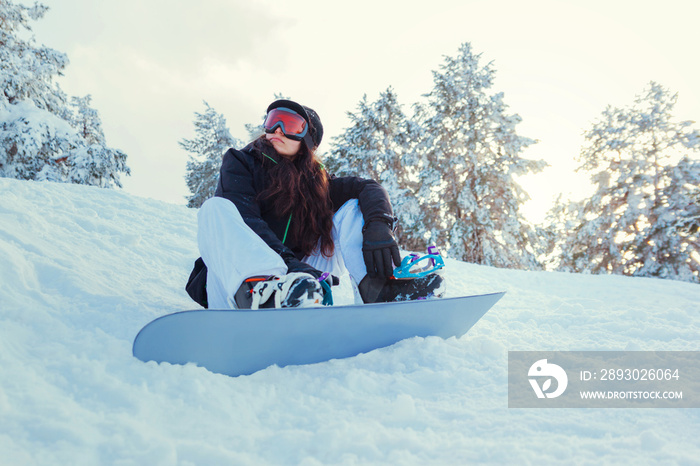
[34,0,699,223]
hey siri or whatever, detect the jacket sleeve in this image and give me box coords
[214,149,299,264]
[329,175,395,227]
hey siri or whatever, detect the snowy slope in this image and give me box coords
[1,177,699,465]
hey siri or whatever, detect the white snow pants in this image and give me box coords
[198,196,368,309]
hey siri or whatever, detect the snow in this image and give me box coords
[1,177,699,465]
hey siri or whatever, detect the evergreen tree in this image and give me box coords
[36,95,130,187]
[327,88,424,250]
[554,82,700,282]
[181,102,241,208]
[636,157,700,281]
[415,42,546,268]
[0,0,129,187]
[0,0,68,114]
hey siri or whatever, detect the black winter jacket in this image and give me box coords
[186,142,395,308]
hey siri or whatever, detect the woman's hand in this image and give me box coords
[362,220,401,279]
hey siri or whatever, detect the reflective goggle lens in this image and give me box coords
[263,108,308,140]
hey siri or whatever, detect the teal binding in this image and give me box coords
[392,253,445,279]
[319,279,333,306]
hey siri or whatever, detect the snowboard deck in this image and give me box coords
[133,292,505,377]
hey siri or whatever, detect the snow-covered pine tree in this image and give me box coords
[416,42,546,268]
[37,95,130,187]
[181,102,241,208]
[0,0,68,115]
[326,88,425,250]
[554,82,700,283]
[636,157,700,281]
[0,0,129,187]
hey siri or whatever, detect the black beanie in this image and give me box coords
[266,99,323,150]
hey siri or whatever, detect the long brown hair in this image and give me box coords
[253,137,335,258]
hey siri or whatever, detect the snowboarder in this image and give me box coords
[186,99,444,309]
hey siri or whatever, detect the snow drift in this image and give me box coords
[1,177,699,465]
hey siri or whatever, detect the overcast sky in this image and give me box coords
[33,0,700,222]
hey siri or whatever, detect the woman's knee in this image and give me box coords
[199,197,244,225]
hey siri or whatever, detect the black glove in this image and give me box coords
[286,259,340,286]
[362,220,401,279]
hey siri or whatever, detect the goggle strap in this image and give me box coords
[303,132,315,150]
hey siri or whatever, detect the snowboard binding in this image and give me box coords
[234,273,334,309]
[392,246,445,279]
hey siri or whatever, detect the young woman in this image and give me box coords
[186,99,444,309]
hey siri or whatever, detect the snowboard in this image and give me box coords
[132,292,505,377]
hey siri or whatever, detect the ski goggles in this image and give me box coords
[263,107,309,141]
